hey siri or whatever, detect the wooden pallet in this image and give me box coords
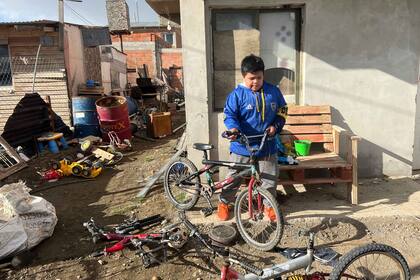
[279,105,361,204]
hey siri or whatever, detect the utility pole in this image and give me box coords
[58,0,64,50]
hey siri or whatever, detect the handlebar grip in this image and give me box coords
[221,131,240,139]
[238,260,264,276]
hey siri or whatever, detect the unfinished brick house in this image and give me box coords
[111,23,183,92]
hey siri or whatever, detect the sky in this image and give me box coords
[0,0,159,26]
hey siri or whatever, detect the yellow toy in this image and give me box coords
[51,157,102,178]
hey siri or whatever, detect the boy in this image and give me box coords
[219,54,287,221]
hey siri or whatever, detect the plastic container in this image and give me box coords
[294,140,312,156]
[86,79,95,88]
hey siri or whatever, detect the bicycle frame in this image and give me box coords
[221,233,315,280]
[221,251,314,280]
[177,158,262,218]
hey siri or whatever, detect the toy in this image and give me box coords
[51,155,102,178]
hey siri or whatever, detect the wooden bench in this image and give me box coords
[279,105,361,204]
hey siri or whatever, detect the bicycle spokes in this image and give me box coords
[236,189,281,247]
[337,252,407,280]
[167,163,198,203]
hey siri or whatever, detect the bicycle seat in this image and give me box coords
[193,143,214,151]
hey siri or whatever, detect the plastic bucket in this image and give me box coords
[294,140,312,156]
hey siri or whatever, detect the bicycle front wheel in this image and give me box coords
[163,157,200,210]
[330,243,410,280]
[234,186,284,251]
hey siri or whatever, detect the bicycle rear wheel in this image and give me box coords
[234,185,284,251]
[330,243,410,280]
[163,157,200,210]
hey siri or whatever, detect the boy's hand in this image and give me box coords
[266,126,277,137]
[228,128,239,140]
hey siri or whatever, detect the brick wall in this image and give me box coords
[125,49,155,84]
[111,28,183,90]
[161,50,183,91]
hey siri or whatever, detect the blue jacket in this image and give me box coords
[224,82,287,157]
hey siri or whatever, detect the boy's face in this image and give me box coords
[243,71,264,92]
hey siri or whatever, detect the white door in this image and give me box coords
[259,11,298,104]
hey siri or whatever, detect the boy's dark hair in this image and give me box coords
[241,54,265,75]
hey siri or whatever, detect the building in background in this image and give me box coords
[111,20,183,92]
[0,20,126,143]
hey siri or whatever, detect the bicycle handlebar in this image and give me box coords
[222,130,270,156]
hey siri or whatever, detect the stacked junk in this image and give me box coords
[0,74,184,266]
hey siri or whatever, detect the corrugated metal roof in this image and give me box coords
[0,20,58,25]
[0,19,107,28]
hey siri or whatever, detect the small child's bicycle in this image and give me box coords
[178,211,411,280]
[163,130,284,251]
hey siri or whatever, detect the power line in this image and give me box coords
[64,2,94,25]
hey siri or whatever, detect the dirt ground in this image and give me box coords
[1,113,420,279]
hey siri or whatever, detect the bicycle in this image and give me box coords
[177,211,411,280]
[164,130,284,251]
[83,215,188,268]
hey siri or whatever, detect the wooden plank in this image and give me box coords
[278,177,352,185]
[14,80,66,85]
[331,167,353,180]
[288,105,331,115]
[280,133,333,143]
[332,126,340,154]
[14,72,65,78]
[278,152,351,170]
[92,148,114,160]
[286,115,331,125]
[14,86,68,91]
[282,124,332,134]
[348,138,359,205]
[291,169,304,181]
[324,143,334,152]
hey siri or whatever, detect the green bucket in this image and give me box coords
[294,140,312,156]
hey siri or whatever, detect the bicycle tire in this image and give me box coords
[104,152,123,166]
[330,243,410,280]
[163,157,200,210]
[234,187,284,251]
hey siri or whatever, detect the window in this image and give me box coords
[212,9,301,110]
[215,12,257,31]
[163,33,174,46]
[0,45,12,87]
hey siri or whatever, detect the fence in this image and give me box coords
[0,56,66,92]
[0,55,71,132]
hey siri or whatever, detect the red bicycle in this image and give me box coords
[163,131,284,251]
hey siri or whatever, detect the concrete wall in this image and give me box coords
[180,0,211,165]
[181,0,420,177]
[64,24,85,97]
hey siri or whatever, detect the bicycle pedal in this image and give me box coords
[200,208,213,217]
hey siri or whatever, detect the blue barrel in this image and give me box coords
[125,96,139,116]
[72,97,101,138]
